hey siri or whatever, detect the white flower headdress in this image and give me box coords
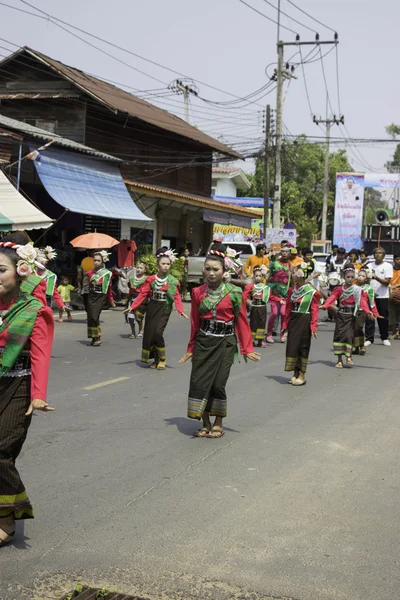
[156,249,177,263]
[0,241,44,277]
[36,245,57,265]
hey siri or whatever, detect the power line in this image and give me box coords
[2,0,269,108]
[318,46,334,116]
[299,46,313,116]
[260,0,317,33]
[335,44,342,114]
[285,0,337,33]
[237,0,298,35]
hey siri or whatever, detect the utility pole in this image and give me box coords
[272,43,296,228]
[313,113,344,240]
[264,104,271,239]
[168,79,199,124]
[272,34,339,229]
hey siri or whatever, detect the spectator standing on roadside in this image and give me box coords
[325,245,338,271]
[244,243,270,277]
[365,247,393,347]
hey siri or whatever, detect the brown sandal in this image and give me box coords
[0,527,14,547]
[194,428,210,438]
[206,427,225,438]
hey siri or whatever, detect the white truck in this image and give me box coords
[186,241,257,289]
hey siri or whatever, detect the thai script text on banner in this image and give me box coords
[333,173,364,250]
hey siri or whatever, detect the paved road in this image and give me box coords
[1,308,399,600]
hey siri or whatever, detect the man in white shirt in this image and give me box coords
[365,247,393,346]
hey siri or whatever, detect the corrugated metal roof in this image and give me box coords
[0,92,81,100]
[0,47,242,160]
[0,114,121,162]
[125,179,259,218]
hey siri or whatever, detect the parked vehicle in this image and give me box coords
[187,241,257,288]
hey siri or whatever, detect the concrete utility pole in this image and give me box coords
[272,43,296,228]
[313,113,344,240]
[168,79,199,124]
[264,104,271,239]
[273,35,339,229]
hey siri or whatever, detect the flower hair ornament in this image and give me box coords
[342,265,355,275]
[99,250,111,263]
[0,241,44,277]
[36,245,57,265]
[157,249,177,263]
[294,262,309,278]
[253,264,268,276]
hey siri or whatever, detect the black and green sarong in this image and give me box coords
[333,312,355,357]
[188,332,237,420]
[141,300,171,363]
[285,312,312,373]
[87,291,105,339]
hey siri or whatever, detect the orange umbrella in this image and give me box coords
[70,233,120,249]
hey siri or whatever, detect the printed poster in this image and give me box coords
[333,173,364,250]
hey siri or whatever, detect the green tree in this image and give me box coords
[243,137,352,248]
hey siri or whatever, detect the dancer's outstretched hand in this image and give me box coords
[25,399,54,416]
[179,352,193,364]
[179,312,189,319]
[312,332,318,339]
[123,307,131,315]
[244,352,261,362]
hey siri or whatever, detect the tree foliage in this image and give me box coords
[243,136,352,248]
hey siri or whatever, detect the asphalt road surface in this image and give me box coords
[1,308,399,600]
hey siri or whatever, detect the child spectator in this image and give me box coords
[57,276,74,323]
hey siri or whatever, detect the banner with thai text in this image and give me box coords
[333,173,364,250]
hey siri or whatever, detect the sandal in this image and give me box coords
[206,427,225,439]
[335,362,343,369]
[0,528,15,547]
[346,357,354,366]
[288,376,297,384]
[87,339,95,346]
[292,378,306,386]
[194,427,210,438]
[92,340,102,347]
[149,362,158,369]
[156,362,166,370]
[360,347,366,355]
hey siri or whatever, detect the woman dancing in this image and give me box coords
[321,264,372,368]
[0,241,54,547]
[180,246,260,438]
[127,261,148,338]
[282,262,320,386]
[86,251,114,347]
[244,265,276,347]
[353,268,380,354]
[127,249,188,370]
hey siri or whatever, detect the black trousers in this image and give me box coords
[365,298,389,342]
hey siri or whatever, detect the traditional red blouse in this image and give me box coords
[0,298,54,401]
[322,285,371,314]
[86,269,114,304]
[187,284,254,355]
[243,283,280,304]
[282,286,321,333]
[130,275,184,314]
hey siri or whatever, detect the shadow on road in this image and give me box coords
[164,417,239,436]
[265,375,289,385]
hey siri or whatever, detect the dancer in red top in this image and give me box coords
[128,249,188,370]
[282,262,320,386]
[180,245,260,438]
[0,241,54,548]
[322,264,373,368]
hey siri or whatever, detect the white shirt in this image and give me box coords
[368,261,393,298]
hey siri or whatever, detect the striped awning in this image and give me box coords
[0,171,53,230]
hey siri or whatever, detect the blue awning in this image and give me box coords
[32,147,151,222]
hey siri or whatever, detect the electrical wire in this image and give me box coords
[237,0,298,35]
[299,46,314,117]
[2,0,271,108]
[335,44,342,115]
[284,0,337,33]
[260,0,317,33]
[318,46,334,116]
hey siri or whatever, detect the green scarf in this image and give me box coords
[42,269,57,296]
[200,282,242,323]
[129,273,147,290]
[251,283,271,304]
[290,284,315,313]
[150,274,179,309]
[20,274,43,296]
[0,294,42,375]
[90,268,112,294]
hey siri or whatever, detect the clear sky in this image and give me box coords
[0,0,399,173]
